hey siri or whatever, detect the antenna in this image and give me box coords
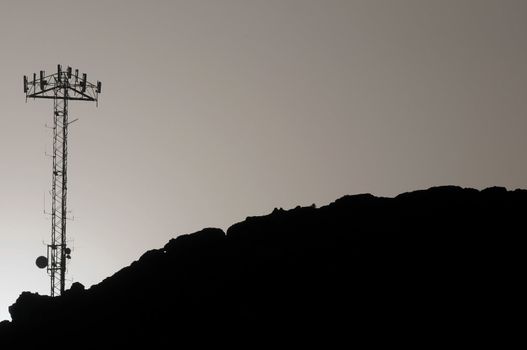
[24,65,101,297]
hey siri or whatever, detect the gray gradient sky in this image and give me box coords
[1,0,526,320]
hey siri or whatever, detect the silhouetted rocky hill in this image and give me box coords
[0,186,523,346]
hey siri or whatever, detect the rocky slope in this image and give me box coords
[0,186,523,345]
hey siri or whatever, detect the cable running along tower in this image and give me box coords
[24,65,101,297]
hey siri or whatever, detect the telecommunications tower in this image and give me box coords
[24,65,101,296]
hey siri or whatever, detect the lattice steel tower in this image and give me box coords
[25,65,101,296]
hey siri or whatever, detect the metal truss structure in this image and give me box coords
[25,65,101,296]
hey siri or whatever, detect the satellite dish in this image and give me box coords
[36,256,48,269]
[65,247,71,255]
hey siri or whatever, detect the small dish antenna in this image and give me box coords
[36,256,48,269]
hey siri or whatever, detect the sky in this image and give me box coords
[1,0,526,321]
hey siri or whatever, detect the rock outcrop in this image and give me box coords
[0,186,522,345]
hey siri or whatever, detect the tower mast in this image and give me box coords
[25,65,101,296]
